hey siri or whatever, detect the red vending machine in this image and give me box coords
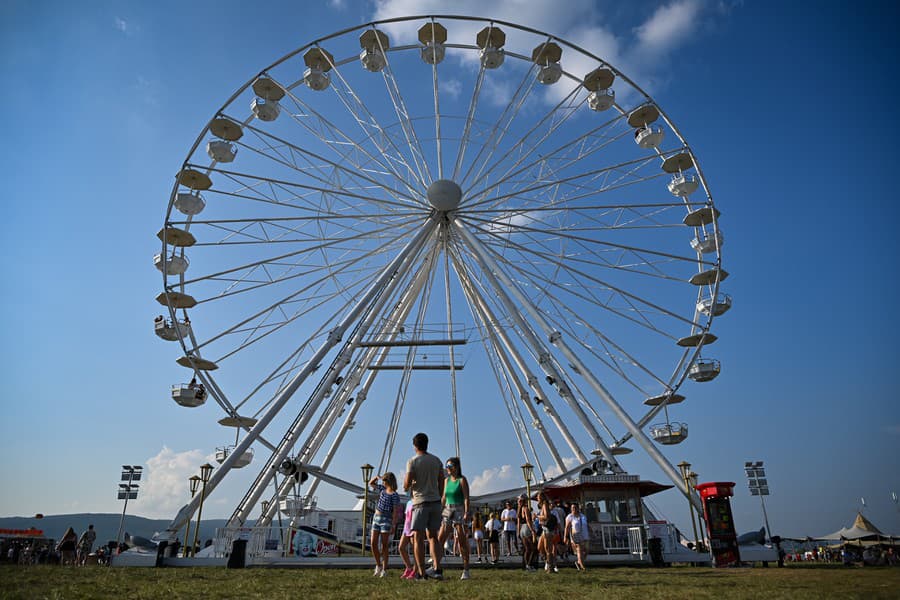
[696,481,741,567]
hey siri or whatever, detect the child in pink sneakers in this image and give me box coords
[399,498,415,578]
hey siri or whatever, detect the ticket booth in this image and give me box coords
[543,474,671,555]
[696,481,741,567]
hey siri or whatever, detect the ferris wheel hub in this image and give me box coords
[426,179,462,211]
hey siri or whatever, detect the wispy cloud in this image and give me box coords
[114,17,130,35]
[328,0,347,9]
[469,463,516,495]
[132,446,211,519]
[440,78,462,100]
[634,0,703,56]
[371,0,727,100]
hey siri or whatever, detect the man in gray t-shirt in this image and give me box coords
[404,432,444,579]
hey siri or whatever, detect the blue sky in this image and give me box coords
[1,0,898,540]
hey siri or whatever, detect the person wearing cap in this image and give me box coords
[500,500,519,557]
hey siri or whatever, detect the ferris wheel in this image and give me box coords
[155,15,728,535]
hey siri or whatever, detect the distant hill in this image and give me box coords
[0,514,232,546]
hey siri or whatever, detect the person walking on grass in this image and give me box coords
[437,456,472,580]
[484,511,502,564]
[537,491,558,573]
[564,502,590,571]
[472,513,485,564]
[517,494,537,571]
[404,432,444,580]
[368,472,403,577]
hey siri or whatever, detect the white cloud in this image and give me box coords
[468,456,580,494]
[131,446,211,519]
[441,78,462,100]
[328,0,347,9]
[114,17,130,34]
[370,0,723,101]
[469,463,516,495]
[634,0,702,55]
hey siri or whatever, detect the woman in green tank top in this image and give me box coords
[438,456,472,579]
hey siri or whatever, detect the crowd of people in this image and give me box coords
[365,432,592,581]
[1,524,105,566]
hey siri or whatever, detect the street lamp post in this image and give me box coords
[687,471,705,551]
[183,475,201,557]
[192,463,214,555]
[677,461,700,551]
[745,461,772,541]
[521,463,534,502]
[361,463,373,556]
[116,465,143,547]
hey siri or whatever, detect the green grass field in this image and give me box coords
[2,564,898,599]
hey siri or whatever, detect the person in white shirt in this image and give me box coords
[484,512,502,564]
[564,502,590,571]
[500,500,519,556]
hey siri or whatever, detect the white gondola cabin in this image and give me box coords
[533,42,563,84]
[588,89,615,111]
[688,358,721,382]
[251,97,280,122]
[303,48,333,91]
[154,253,189,276]
[216,445,254,468]
[634,125,664,149]
[418,22,447,65]
[359,30,389,72]
[697,293,732,316]
[206,140,237,163]
[154,315,191,341]
[476,26,506,69]
[691,230,723,254]
[667,173,699,196]
[174,192,205,216]
[650,422,688,445]
[171,383,206,408]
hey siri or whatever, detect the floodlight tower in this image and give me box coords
[116,465,143,546]
[744,461,772,541]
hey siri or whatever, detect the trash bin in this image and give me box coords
[227,539,247,569]
[155,541,169,568]
[648,537,665,567]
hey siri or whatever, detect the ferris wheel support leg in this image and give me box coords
[161,219,437,539]
[228,221,438,527]
[453,220,703,512]
[294,253,437,507]
[454,259,571,474]
[452,223,616,468]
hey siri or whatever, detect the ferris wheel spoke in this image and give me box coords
[451,63,488,183]
[473,227,700,336]
[175,217,416,297]
[323,58,433,190]
[463,148,671,212]
[278,85,426,200]
[457,60,542,189]
[194,164,420,214]
[225,115,422,205]
[463,79,586,197]
[469,218,711,302]
[452,247,569,473]
[466,120,631,208]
